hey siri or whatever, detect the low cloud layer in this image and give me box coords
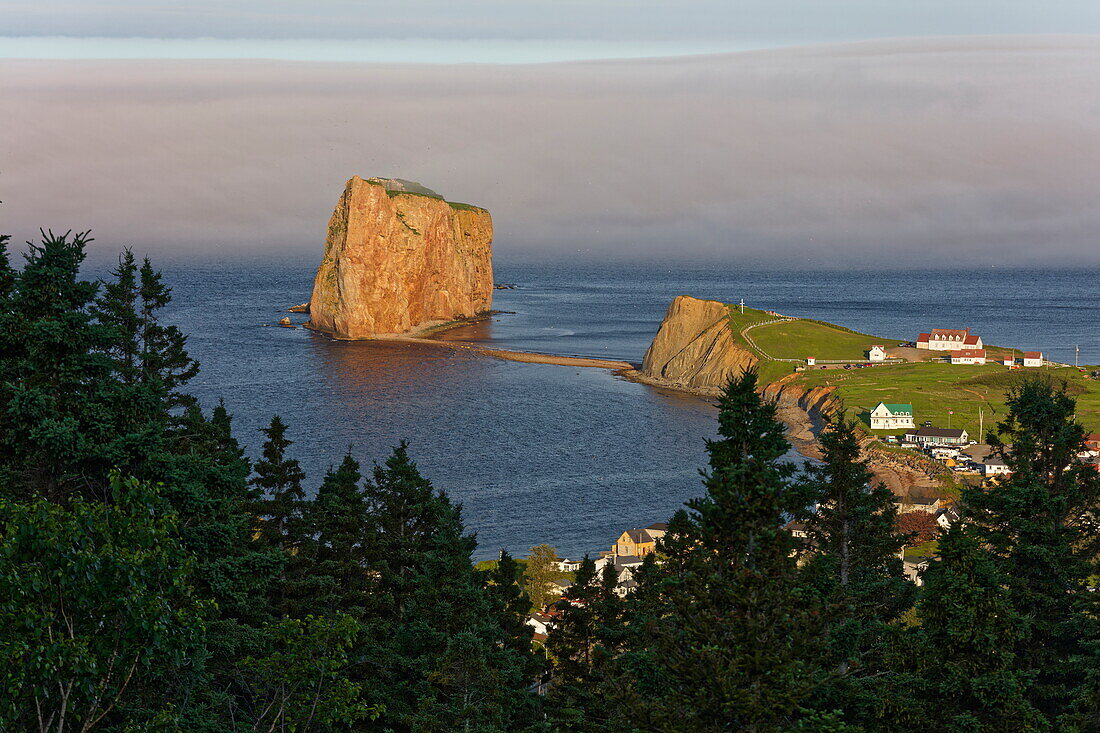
[3,36,1099,267]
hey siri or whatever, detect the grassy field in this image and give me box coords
[750,319,899,361]
[725,305,777,350]
[792,361,1100,438]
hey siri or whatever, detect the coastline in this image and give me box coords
[301,315,828,465]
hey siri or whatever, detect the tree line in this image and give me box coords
[1,231,1097,731]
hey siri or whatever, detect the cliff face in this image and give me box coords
[306,176,493,338]
[640,295,757,391]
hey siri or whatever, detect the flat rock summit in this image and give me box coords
[306,176,494,338]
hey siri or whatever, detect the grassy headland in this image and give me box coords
[794,361,1100,438]
[750,319,898,361]
[729,307,1100,437]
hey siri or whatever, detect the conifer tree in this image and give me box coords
[797,414,915,721]
[891,524,1045,731]
[546,557,602,727]
[91,249,141,384]
[361,443,540,731]
[138,256,198,408]
[963,377,1100,722]
[250,415,308,617]
[485,550,536,658]
[0,230,116,500]
[608,370,822,731]
[307,451,370,616]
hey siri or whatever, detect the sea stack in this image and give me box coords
[306,176,493,338]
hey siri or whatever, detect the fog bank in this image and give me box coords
[2,36,1099,267]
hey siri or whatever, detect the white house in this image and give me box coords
[806,356,816,366]
[526,613,554,638]
[869,402,915,430]
[951,348,987,365]
[1023,351,1043,367]
[982,458,1012,476]
[1003,355,1016,367]
[917,328,983,351]
[867,345,887,362]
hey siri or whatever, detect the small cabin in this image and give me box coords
[867,345,887,362]
[1023,351,1043,367]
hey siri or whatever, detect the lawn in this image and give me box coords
[725,305,778,352]
[791,361,1100,439]
[749,318,899,361]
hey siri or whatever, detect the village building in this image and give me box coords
[867,345,887,362]
[916,328,983,351]
[1003,355,1016,367]
[982,457,1012,477]
[806,356,816,366]
[1085,434,1100,451]
[904,426,970,446]
[1023,351,1044,367]
[612,522,667,558]
[526,612,554,641]
[950,348,987,365]
[869,402,915,430]
[896,496,943,514]
[935,506,961,529]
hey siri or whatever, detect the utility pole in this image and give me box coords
[740,298,745,314]
[979,407,983,443]
[1076,344,1080,368]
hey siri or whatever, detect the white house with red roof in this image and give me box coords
[1023,351,1044,367]
[917,328,983,351]
[867,345,887,362]
[1003,355,1016,367]
[950,348,987,365]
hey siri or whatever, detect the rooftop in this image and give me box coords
[908,426,967,438]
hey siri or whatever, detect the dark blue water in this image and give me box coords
[84,254,1100,559]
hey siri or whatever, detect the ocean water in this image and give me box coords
[84,254,1100,559]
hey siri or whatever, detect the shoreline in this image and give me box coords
[301,316,826,462]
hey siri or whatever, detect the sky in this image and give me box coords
[2,3,1100,265]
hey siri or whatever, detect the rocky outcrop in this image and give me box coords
[306,176,493,338]
[639,295,757,392]
[761,376,843,419]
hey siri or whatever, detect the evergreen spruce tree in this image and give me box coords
[250,415,308,617]
[485,550,537,659]
[137,256,198,409]
[91,249,142,384]
[361,442,540,731]
[890,524,1045,731]
[545,557,603,728]
[607,370,822,731]
[0,230,116,500]
[797,414,915,721]
[963,377,1100,722]
[307,451,370,616]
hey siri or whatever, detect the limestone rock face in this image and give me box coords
[640,295,757,390]
[306,176,493,338]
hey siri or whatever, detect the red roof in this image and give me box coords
[951,349,986,358]
[917,333,930,342]
[1024,351,1042,359]
[963,335,981,345]
[931,328,970,338]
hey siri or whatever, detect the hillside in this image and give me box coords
[640,296,1100,436]
[794,362,1100,438]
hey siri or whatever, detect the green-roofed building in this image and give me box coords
[870,402,915,430]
